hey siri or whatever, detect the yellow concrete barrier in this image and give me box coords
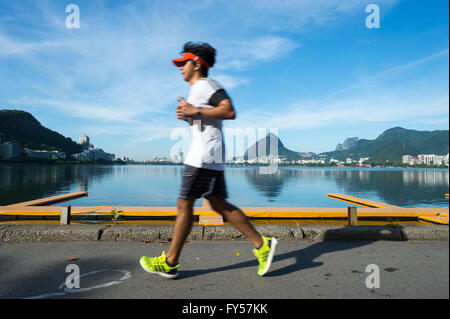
[1,194,447,225]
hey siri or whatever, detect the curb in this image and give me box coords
[0,224,448,243]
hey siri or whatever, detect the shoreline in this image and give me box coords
[0,161,448,170]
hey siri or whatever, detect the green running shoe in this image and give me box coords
[139,251,179,279]
[253,236,278,276]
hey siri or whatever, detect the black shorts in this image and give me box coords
[179,165,228,200]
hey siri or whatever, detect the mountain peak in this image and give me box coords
[335,137,359,151]
[377,127,410,139]
[0,109,41,126]
[265,132,284,147]
[243,132,316,161]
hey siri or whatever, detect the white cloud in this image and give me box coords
[227,49,449,132]
[0,2,302,122]
[329,48,450,96]
[0,32,62,56]
[1,1,195,122]
[242,36,299,61]
[217,0,399,32]
[79,122,175,144]
[213,75,249,90]
[215,36,299,72]
[231,94,449,132]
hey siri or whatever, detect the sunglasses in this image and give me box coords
[179,59,195,67]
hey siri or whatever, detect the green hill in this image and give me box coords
[322,127,449,162]
[0,110,82,155]
[242,127,449,163]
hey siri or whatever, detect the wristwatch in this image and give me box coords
[197,107,202,116]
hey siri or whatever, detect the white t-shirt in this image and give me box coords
[184,78,230,171]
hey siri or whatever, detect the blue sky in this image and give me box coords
[0,0,448,160]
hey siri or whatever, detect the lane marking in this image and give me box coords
[24,269,131,299]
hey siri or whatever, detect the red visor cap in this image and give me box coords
[172,52,210,69]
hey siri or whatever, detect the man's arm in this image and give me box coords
[177,97,236,120]
[199,99,236,120]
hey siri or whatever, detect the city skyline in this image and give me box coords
[0,0,448,161]
[2,129,447,166]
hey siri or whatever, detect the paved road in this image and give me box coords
[0,240,448,299]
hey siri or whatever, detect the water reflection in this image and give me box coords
[331,169,449,206]
[243,169,295,201]
[233,167,449,207]
[0,164,114,205]
[111,165,182,178]
[240,168,339,202]
[0,164,448,207]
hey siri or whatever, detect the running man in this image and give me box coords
[139,42,277,279]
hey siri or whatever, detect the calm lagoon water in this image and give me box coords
[0,164,448,208]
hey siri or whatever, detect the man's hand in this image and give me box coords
[177,97,198,117]
[176,96,236,122]
[176,97,195,125]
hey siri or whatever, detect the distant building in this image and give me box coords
[94,148,114,161]
[23,148,66,160]
[0,141,21,159]
[402,155,413,164]
[73,148,115,161]
[346,158,353,164]
[79,135,91,150]
[79,135,89,145]
[403,154,448,166]
[74,135,114,161]
[359,157,370,164]
[171,151,184,164]
[434,155,447,166]
[418,154,435,166]
[151,156,170,162]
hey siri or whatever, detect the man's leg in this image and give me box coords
[206,195,263,249]
[166,197,196,265]
[207,195,278,276]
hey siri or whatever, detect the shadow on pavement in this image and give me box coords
[179,226,386,279]
[265,240,370,277]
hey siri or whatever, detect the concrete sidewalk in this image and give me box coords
[1,240,448,299]
[0,224,448,243]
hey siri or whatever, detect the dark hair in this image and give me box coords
[181,42,216,77]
